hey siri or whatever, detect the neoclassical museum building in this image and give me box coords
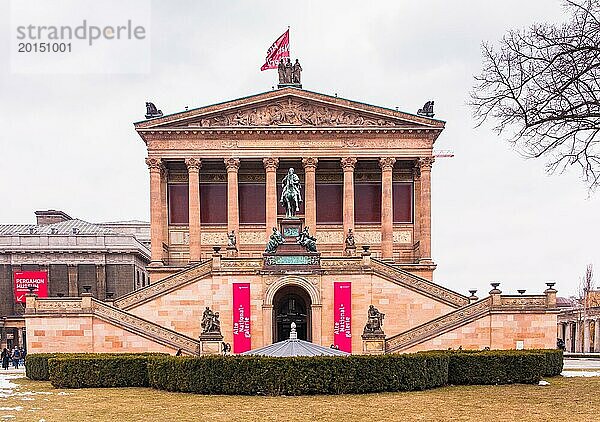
[24,87,559,355]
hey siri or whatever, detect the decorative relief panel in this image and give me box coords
[500,296,547,307]
[316,231,344,244]
[189,99,407,128]
[170,230,190,246]
[239,231,265,245]
[393,231,412,244]
[355,230,382,245]
[201,232,227,246]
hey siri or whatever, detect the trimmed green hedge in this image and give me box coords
[147,354,449,396]
[49,355,151,388]
[29,349,561,395]
[446,350,545,385]
[26,353,167,381]
[530,349,563,377]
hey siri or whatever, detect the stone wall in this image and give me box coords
[26,315,176,354]
[402,313,557,352]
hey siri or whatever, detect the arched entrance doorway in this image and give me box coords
[272,285,312,342]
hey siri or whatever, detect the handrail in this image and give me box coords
[371,258,469,308]
[385,297,492,353]
[114,260,212,310]
[92,298,199,355]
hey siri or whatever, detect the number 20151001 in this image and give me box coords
[17,43,72,53]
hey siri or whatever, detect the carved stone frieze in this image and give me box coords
[500,296,547,307]
[201,232,228,246]
[355,231,382,245]
[393,231,412,244]
[239,231,265,245]
[316,230,344,244]
[190,99,406,128]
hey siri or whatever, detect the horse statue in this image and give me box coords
[280,168,302,218]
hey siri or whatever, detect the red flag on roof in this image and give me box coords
[260,29,290,71]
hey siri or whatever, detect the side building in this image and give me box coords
[0,210,150,349]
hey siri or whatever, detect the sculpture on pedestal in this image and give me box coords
[297,226,317,252]
[280,167,302,218]
[201,307,222,336]
[362,305,385,336]
[265,227,285,253]
[227,230,237,248]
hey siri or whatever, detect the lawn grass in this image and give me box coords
[1,375,598,421]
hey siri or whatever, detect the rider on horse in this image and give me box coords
[280,168,303,218]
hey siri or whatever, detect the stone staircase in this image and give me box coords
[114,260,212,310]
[385,297,493,353]
[370,258,469,308]
[92,298,200,354]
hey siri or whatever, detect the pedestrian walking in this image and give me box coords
[1,348,9,370]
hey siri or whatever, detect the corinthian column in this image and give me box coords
[302,157,318,232]
[186,158,202,263]
[225,158,241,239]
[146,157,165,265]
[419,157,434,262]
[263,157,279,237]
[379,157,396,259]
[341,157,357,239]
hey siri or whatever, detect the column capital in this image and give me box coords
[341,157,357,170]
[379,157,396,170]
[145,157,165,173]
[412,163,421,180]
[263,157,279,171]
[224,158,240,172]
[302,157,318,169]
[185,157,202,171]
[418,156,435,170]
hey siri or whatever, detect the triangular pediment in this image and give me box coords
[135,88,444,131]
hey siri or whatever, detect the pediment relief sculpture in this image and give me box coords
[186,99,414,128]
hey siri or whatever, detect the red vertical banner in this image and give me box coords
[333,282,352,353]
[233,283,251,353]
[14,271,48,303]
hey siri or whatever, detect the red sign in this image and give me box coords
[14,271,48,303]
[333,282,352,353]
[233,283,251,353]
[260,29,290,71]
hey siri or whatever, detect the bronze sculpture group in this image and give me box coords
[201,306,221,336]
[363,305,385,336]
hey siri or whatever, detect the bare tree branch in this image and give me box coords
[470,0,600,190]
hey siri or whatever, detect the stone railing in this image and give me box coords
[371,259,469,308]
[385,297,493,353]
[27,295,199,355]
[92,298,199,355]
[497,295,548,309]
[114,260,212,310]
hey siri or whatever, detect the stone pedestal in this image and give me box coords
[198,333,224,355]
[344,246,356,257]
[362,333,386,355]
[226,246,238,258]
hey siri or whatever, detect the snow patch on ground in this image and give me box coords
[561,370,600,377]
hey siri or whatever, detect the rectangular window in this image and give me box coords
[239,183,266,225]
[393,182,413,223]
[168,184,189,225]
[355,182,381,224]
[316,183,342,224]
[200,183,227,225]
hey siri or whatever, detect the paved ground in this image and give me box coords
[563,357,600,370]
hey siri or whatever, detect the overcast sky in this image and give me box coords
[0,0,597,297]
